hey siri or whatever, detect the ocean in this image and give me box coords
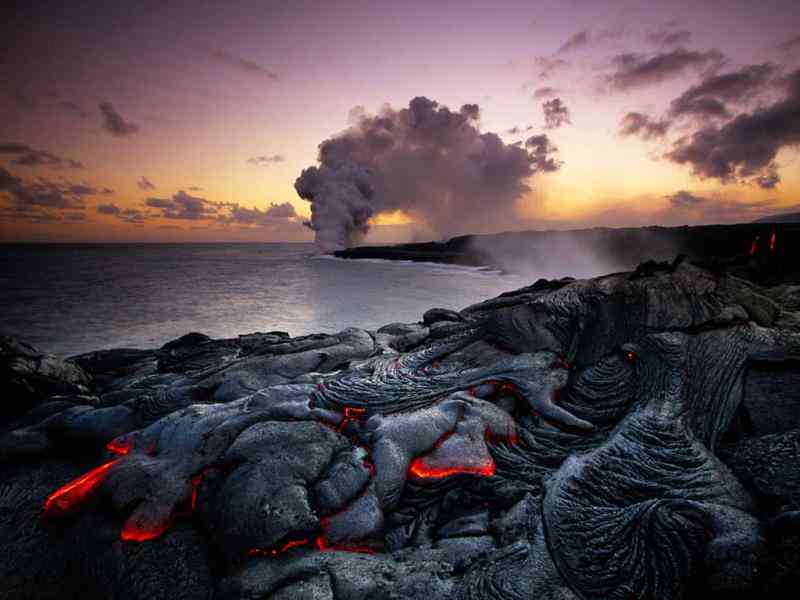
[0,243,528,357]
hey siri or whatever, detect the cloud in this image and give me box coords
[295,96,560,251]
[619,112,670,139]
[645,26,692,47]
[755,170,781,189]
[0,167,111,224]
[665,67,800,185]
[533,86,559,99]
[778,34,800,52]
[558,31,590,53]
[247,154,285,166]
[606,48,725,91]
[667,190,705,208]
[99,102,139,137]
[137,176,156,190]
[59,101,90,119]
[524,134,561,172]
[208,48,278,80]
[96,203,121,215]
[542,98,571,129]
[187,186,203,191]
[535,56,569,79]
[668,63,774,119]
[0,142,83,169]
[221,201,299,227]
[145,190,222,220]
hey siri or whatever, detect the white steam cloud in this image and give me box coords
[295,96,560,252]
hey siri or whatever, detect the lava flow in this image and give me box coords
[408,459,496,479]
[337,406,367,432]
[121,519,171,542]
[42,458,119,518]
[106,438,133,455]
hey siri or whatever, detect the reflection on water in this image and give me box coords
[0,243,528,356]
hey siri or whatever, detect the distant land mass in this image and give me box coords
[754,212,800,224]
[335,223,799,285]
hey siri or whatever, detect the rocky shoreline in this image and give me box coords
[334,222,800,285]
[2,258,800,599]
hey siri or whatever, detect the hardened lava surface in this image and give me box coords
[2,262,799,599]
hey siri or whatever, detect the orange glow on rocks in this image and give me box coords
[42,459,119,518]
[120,519,171,542]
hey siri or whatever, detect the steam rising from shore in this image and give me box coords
[295,97,560,252]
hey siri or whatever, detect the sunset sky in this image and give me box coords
[1,0,799,243]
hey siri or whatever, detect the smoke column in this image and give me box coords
[295,97,560,252]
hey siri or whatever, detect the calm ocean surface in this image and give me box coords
[0,243,528,357]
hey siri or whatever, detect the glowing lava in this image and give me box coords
[408,459,496,479]
[750,236,760,256]
[106,438,132,455]
[120,519,171,542]
[42,459,119,518]
[337,406,367,432]
[770,231,777,252]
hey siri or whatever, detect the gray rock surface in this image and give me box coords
[2,262,800,599]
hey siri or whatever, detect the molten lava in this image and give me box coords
[315,535,377,554]
[189,470,207,512]
[120,519,171,542]
[770,231,777,252]
[408,459,496,479]
[337,406,367,432]
[750,236,760,257]
[106,438,132,455]
[42,458,119,518]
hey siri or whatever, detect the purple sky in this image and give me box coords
[1,0,799,242]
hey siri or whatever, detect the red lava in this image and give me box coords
[106,438,133,455]
[42,458,119,519]
[121,519,171,542]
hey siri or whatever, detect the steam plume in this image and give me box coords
[295,96,559,252]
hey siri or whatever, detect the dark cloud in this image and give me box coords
[542,98,571,129]
[208,48,278,80]
[778,35,800,52]
[96,203,120,215]
[295,96,559,251]
[619,112,670,139]
[755,170,781,189]
[533,86,559,99]
[0,142,83,169]
[59,101,90,118]
[669,63,774,119]
[645,25,692,47]
[222,201,298,227]
[524,134,561,172]
[99,102,139,137]
[96,202,151,224]
[665,68,800,185]
[558,31,590,53]
[0,167,114,224]
[137,176,156,190]
[535,56,569,79]
[145,190,221,220]
[607,48,725,91]
[247,154,285,166]
[667,190,705,208]
[459,103,480,120]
